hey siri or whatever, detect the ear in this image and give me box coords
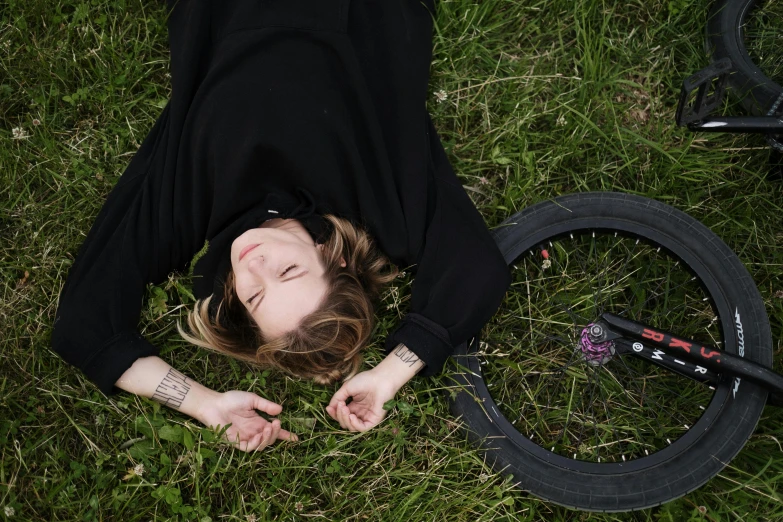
[316,243,346,268]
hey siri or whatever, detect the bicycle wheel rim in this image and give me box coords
[458,217,748,475]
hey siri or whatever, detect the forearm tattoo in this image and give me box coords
[151,368,191,409]
[393,343,422,368]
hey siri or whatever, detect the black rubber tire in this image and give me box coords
[707,0,783,115]
[449,192,772,512]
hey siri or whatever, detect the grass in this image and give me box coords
[1,0,782,520]
[482,231,723,465]
[746,1,783,86]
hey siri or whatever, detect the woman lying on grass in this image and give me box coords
[52,0,510,452]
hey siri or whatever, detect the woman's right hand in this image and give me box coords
[115,357,296,452]
[196,390,298,452]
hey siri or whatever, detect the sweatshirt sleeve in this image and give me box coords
[384,114,512,375]
[51,104,183,395]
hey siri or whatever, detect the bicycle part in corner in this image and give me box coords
[449,192,773,511]
[676,58,783,134]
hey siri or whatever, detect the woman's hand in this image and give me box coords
[197,391,298,452]
[326,343,424,432]
[326,368,399,432]
[114,358,296,452]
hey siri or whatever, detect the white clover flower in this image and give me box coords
[133,463,145,477]
[246,516,257,522]
[556,114,567,127]
[434,89,448,103]
[4,506,15,517]
[11,127,30,140]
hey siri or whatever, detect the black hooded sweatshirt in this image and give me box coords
[51,0,511,395]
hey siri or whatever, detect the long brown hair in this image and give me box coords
[178,215,398,383]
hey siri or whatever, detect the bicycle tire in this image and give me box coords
[708,0,783,115]
[449,192,772,512]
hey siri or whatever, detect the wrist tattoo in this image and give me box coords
[151,368,191,409]
[393,343,422,368]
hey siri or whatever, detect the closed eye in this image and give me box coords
[246,264,300,304]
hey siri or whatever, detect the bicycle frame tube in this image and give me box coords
[687,116,783,133]
[612,338,722,386]
[599,313,783,403]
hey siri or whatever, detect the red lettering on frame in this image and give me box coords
[642,329,665,343]
[700,347,720,362]
[668,337,692,353]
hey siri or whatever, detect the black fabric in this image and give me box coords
[52,0,511,395]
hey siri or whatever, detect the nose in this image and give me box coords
[247,254,266,275]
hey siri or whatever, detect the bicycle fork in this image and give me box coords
[586,313,783,407]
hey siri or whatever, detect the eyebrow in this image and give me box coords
[251,270,309,312]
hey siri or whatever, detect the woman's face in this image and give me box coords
[230,219,329,339]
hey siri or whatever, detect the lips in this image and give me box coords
[239,243,260,261]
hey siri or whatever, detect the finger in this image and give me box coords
[243,431,264,452]
[277,428,298,442]
[257,424,273,451]
[353,410,383,432]
[348,413,369,432]
[334,402,348,430]
[332,401,345,428]
[339,402,355,432]
[253,396,283,416]
[328,385,352,411]
[268,419,281,445]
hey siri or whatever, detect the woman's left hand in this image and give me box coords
[198,390,298,451]
[326,344,423,432]
[326,368,399,431]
